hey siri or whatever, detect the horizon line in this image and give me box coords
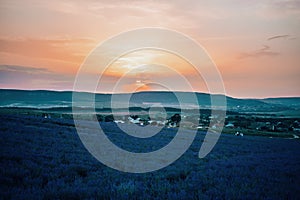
[1,88,300,100]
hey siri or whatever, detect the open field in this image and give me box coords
[1,113,300,199]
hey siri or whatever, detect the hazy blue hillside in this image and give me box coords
[0,89,299,112]
[260,97,300,107]
[0,89,110,108]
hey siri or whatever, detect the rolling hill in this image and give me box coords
[0,89,299,113]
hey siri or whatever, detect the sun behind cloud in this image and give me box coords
[0,0,299,97]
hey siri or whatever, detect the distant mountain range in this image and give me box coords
[0,89,299,113]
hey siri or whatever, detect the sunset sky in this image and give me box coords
[0,0,299,98]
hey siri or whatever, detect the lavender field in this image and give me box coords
[1,114,300,199]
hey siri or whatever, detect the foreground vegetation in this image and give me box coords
[1,114,300,199]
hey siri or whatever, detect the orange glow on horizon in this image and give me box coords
[0,1,299,98]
